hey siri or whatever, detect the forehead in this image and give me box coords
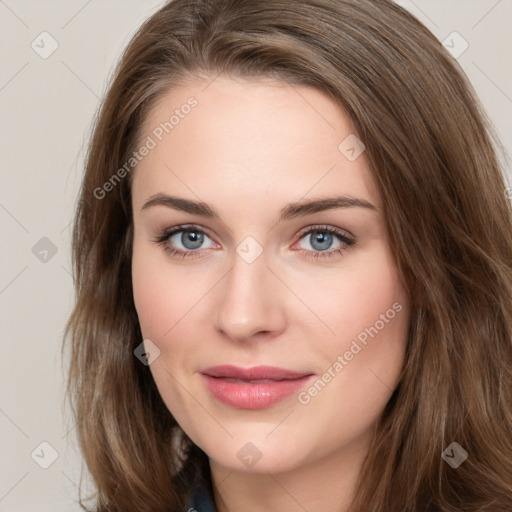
[131,75,380,211]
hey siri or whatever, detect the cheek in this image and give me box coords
[131,241,200,341]
[132,262,170,341]
[131,245,197,421]
[131,242,212,397]
[295,275,409,457]
[294,245,408,351]
[297,247,411,412]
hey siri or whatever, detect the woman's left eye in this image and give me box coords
[152,224,355,260]
[293,226,355,260]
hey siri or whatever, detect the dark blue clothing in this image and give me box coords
[185,472,217,512]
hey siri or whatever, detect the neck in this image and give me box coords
[209,430,373,512]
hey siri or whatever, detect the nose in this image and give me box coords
[213,249,287,343]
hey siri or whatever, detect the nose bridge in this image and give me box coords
[214,246,285,341]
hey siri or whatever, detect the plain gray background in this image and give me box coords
[1,1,511,510]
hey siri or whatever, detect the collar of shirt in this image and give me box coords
[185,473,218,512]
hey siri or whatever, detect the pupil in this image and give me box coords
[312,231,332,251]
[182,231,204,250]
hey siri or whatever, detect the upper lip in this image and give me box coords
[201,365,312,381]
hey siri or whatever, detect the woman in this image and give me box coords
[63,0,512,511]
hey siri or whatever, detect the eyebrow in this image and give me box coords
[141,193,377,221]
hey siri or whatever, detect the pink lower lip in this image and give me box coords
[202,374,314,409]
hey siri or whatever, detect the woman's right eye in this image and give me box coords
[153,225,218,259]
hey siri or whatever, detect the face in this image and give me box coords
[131,75,411,475]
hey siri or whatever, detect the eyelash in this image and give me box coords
[152,224,356,260]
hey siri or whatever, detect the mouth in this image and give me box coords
[200,365,315,409]
[202,364,311,380]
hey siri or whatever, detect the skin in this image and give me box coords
[131,75,411,512]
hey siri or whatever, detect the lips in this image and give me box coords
[201,365,315,409]
[202,365,311,381]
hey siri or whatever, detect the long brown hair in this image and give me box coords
[62,0,512,510]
